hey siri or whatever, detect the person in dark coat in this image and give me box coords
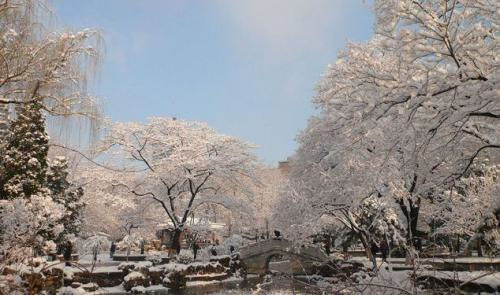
[140,240,145,255]
[210,246,217,256]
[370,241,379,257]
[92,243,99,263]
[370,241,379,269]
[192,241,200,260]
[229,245,235,254]
[274,230,281,240]
[380,239,389,263]
[64,241,73,266]
[110,242,116,258]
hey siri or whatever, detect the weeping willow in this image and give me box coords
[0,0,104,150]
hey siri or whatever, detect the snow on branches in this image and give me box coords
[277,0,499,253]
[315,0,499,193]
[0,0,101,114]
[84,117,258,250]
[0,103,84,277]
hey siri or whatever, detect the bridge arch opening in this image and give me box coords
[239,239,328,275]
[265,253,293,274]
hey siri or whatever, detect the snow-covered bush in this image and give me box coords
[123,271,148,291]
[175,249,194,264]
[0,195,64,262]
[116,233,143,252]
[76,234,111,255]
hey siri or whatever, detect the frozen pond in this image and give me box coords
[175,276,322,295]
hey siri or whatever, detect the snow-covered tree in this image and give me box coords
[77,168,151,240]
[0,1,101,292]
[86,117,258,254]
[430,162,499,254]
[0,0,101,123]
[0,104,65,272]
[282,0,499,254]
[0,195,64,265]
[0,103,49,200]
[324,0,496,233]
[47,156,85,243]
[0,104,84,280]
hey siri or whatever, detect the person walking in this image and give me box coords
[210,245,217,257]
[192,241,200,260]
[380,239,389,263]
[92,243,99,263]
[64,240,73,266]
[110,242,116,259]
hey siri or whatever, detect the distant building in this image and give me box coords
[278,159,290,176]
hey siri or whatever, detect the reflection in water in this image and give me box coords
[175,276,323,295]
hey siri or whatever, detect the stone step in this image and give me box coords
[186,273,230,282]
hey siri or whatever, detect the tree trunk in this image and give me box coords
[398,197,421,246]
[171,229,182,255]
[357,231,376,269]
[409,202,420,241]
[398,174,422,247]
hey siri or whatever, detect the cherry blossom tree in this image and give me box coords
[283,0,498,255]
[86,117,258,254]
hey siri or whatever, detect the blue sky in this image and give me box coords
[52,0,374,165]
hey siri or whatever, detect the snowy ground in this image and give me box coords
[78,254,116,266]
[420,270,500,287]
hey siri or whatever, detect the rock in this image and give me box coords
[81,282,99,292]
[186,272,230,282]
[118,262,136,275]
[228,254,243,274]
[149,267,163,285]
[123,271,149,292]
[135,261,153,272]
[186,262,225,275]
[71,282,82,288]
[210,255,231,267]
[72,270,124,288]
[162,271,186,290]
[131,285,148,294]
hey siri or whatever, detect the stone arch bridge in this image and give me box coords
[239,239,328,275]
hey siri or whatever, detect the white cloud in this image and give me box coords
[214,0,355,59]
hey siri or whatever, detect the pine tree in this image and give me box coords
[0,103,49,200]
[47,157,85,241]
[0,103,86,246]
